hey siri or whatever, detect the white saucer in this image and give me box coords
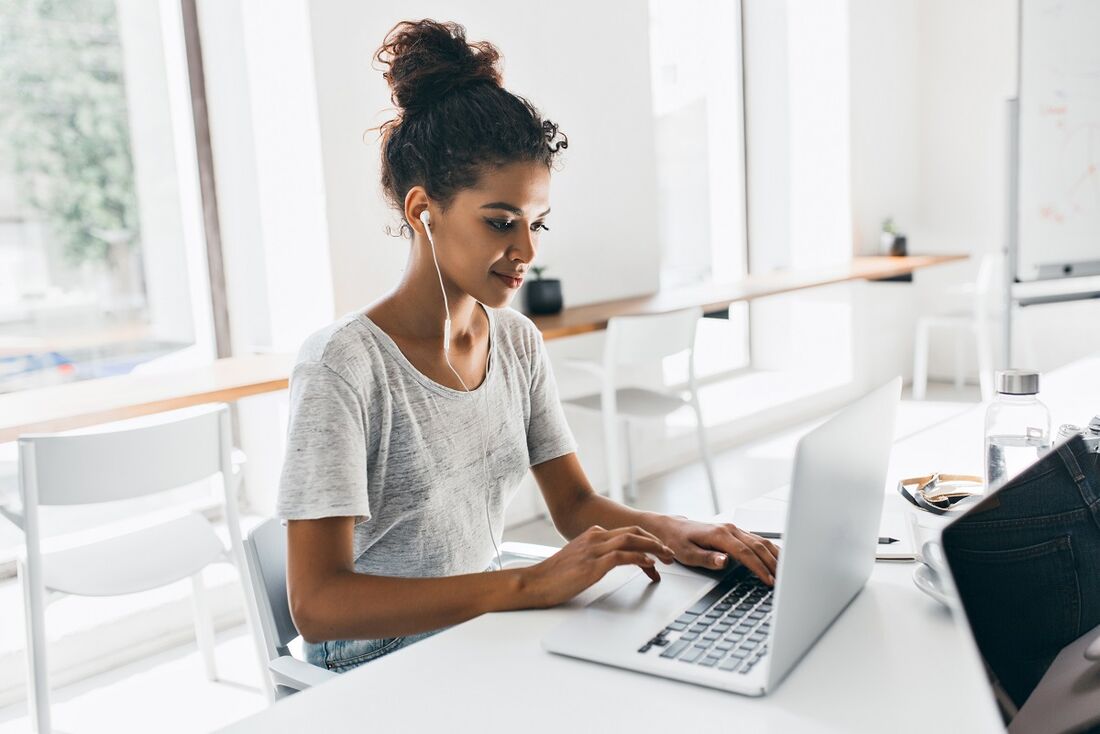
[912,562,953,606]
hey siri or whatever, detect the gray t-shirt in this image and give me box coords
[276,305,576,579]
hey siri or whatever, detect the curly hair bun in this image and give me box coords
[376,19,503,115]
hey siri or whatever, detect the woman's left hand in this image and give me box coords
[657,516,780,585]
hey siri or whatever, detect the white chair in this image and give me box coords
[563,307,720,513]
[243,518,556,700]
[243,518,337,700]
[7,404,262,734]
[912,252,1001,402]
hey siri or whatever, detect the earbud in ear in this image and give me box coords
[419,206,448,353]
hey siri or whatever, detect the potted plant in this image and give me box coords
[880,217,908,257]
[523,265,563,315]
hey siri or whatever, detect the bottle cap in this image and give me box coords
[995,369,1040,395]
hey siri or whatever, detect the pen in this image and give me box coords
[752,531,899,545]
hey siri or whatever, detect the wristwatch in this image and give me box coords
[897,473,983,515]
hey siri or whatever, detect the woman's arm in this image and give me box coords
[288,517,526,642]
[531,453,671,541]
[532,453,780,584]
[287,515,674,643]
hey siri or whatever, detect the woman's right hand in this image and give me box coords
[516,525,676,609]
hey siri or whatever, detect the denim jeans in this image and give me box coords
[304,628,445,674]
[942,435,1100,708]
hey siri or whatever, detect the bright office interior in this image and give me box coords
[0,0,1098,732]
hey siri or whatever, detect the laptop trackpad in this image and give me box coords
[591,572,716,620]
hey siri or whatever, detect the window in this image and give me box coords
[0,0,213,394]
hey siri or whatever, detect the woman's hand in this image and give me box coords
[657,516,780,585]
[517,525,676,608]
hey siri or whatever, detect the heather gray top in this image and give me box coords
[276,305,576,578]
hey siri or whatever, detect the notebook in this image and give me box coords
[733,502,917,561]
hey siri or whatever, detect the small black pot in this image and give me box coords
[889,235,908,257]
[524,278,563,315]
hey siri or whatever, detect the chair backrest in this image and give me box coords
[18,405,231,507]
[604,306,703,369]
[243,517,299,661]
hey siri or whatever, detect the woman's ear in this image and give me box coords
[404,186,431,236]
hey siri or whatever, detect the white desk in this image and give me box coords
[219,356,1100,733]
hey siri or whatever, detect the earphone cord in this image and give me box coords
[424,223,504,572]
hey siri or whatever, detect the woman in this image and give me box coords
[277,19,779,674]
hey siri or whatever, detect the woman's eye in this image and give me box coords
[486,219,550,233]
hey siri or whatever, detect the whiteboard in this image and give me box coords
[1016,0,1100,282]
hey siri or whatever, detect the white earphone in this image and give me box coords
[418,207,502,572]
[420,210,451,353]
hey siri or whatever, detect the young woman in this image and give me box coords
[277,19,779,674]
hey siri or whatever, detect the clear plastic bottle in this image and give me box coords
[984,369,1051,491]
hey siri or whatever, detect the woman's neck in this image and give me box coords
[367,248,486,349]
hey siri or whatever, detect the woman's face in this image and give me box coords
[427,161,551,310]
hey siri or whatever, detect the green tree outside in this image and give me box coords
[0,0,140,267]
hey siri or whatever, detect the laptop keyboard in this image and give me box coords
[637,567,773,674]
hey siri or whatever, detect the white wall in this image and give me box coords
[848,0,920,257]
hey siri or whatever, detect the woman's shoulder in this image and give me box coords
[492,306,544,357]
[492,306,541,340]
[293,310,382,387]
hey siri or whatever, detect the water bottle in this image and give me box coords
[984,369,1051,491]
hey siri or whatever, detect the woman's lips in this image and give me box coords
[493,272,524,289]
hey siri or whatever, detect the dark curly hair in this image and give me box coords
[374,19,567,236]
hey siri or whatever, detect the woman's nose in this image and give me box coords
[510,228,537,263]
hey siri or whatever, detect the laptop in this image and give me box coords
[542,377,902,696]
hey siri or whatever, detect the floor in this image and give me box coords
[0,380,980,733]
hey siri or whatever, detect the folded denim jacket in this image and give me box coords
[942,435,1100,709]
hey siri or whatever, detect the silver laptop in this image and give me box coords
[542,377,902,696]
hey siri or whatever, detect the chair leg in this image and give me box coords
[190,569,218,682]
[18,557,51,734]
[623,420,640,504]
[601,389,625,505]
[691,398,721,515]
[912,321,930,401]
[954,328,966,391]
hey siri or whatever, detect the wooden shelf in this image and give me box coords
[0,353,292,443]
[530,255,968,340]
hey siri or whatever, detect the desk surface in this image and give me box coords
[530,254,967,339]
[219,364,1100,733]
[0,256,965,442]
